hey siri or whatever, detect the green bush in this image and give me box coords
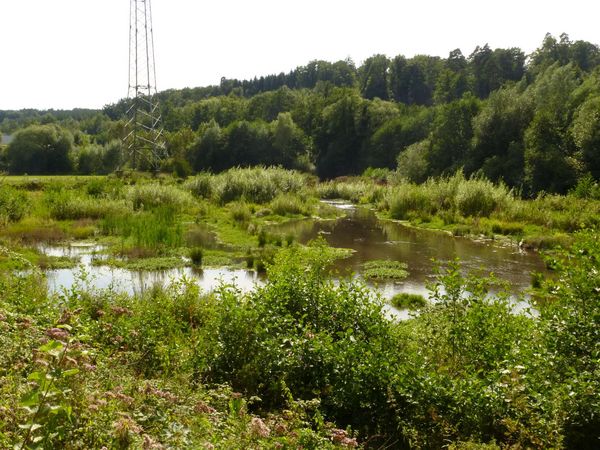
[185,172,214,199]
[0,185,30,224]
[208,241,399,435]
[229,201,252,223]
[316,178,376,203]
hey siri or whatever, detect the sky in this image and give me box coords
[0,0,598,110]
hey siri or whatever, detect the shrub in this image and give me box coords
[85,177,124,198]
[0,185,30,224]
[45,189,130,220]
[209,240,399,435]
[316,178,375,203]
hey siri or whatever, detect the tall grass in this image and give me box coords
[386,172,514,220]
[126,183,195,212]
[44,189,130,220]
[186,167,312,204]
[101,207,183,251]
[270,193,314,216]
[316,178,380,204]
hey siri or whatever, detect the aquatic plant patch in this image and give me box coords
[361,259,409,280]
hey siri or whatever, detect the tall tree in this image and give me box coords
[469,86,534,186]
[427,95,480,175]
[359,54,390,100]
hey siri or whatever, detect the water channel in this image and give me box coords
[40,203,546,318]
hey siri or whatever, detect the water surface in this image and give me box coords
[40,205,546,318]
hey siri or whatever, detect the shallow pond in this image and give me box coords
[39,203,546,319]
[274,203,546,299]
[41,243,260,296]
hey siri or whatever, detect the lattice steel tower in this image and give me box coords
[125,0,166,171]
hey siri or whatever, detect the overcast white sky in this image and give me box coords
[0,0,597,110]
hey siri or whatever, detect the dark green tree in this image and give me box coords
[571,95,600,178]
[469,86,534,186]
[6,124,74,174]
[315,93,366,178]
[427,95,480,175]
[359,54,390,100]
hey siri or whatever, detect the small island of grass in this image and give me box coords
[361,260,409,281]
[391,292,428,310]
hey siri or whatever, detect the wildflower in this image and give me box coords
[142,434,165,449]
[274,422,288,435]
[250,417,271,438]
[113,415,142,438]
[46,327,69,341]
[111,305,133,316]
[194,401,216,415]
[331,429,358,447]
[18,318,32,329]
[65,356,79,367]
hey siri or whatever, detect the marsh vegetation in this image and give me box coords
[0,169,598,448]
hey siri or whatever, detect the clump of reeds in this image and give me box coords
[127,183,195,212]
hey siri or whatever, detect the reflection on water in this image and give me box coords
[40,206,546,317]
[271,206,546,300]
[47,265,261,297]
[41,242,262,296]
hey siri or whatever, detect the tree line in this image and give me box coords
[1,33,600,196]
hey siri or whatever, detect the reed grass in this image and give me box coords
[126,183,195,212]
[101,207,183,251]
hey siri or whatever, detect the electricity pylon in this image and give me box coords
[124,0,167,171]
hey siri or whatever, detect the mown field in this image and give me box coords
[0,168,598,449]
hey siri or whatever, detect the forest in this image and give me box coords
[0,33,598,449]
[1,33,600,198]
